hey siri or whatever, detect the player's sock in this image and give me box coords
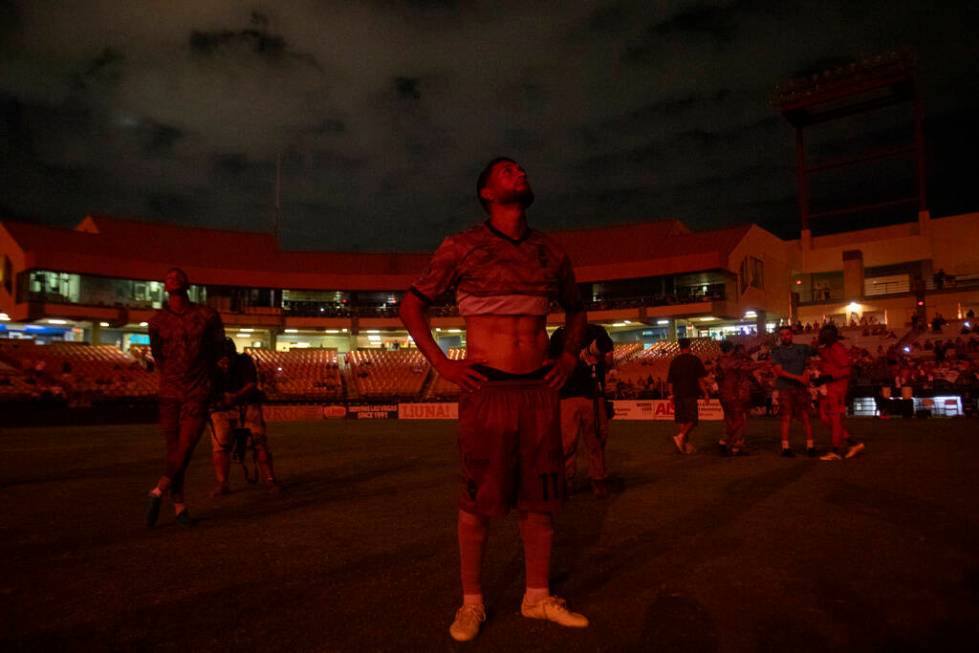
[173,502,186,515]
[463,593,484,607]
[524,587,549,604]
[781,440,790,449]
[806,439,814,449]
[458,510,488,597]
[519,511,553,593]
[149,487,162,497]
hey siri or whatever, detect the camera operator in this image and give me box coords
[548,324,614,498]
[209,338,280,495]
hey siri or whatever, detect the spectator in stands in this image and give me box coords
[667,338,710,454]
[549,324,614,499]
[209,338,279,496]
[933,268,946,290]
[146,267,225,528]
[770,325,816,457]
[399,157,589,641]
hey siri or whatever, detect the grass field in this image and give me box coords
[1,417,978,652]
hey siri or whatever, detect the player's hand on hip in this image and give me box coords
[439,359,488,392]
[544,351,577,389]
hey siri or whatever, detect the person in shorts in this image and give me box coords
[146,267,225,527]
[667,338,710,454]
[716,340,762,456]
[400,157,589,642]
[770,325,815,457]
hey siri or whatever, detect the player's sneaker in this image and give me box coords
[819,451,842,461]
[672,435,686,454]
[210,484,230,498]
[844,443,866,459]
[717,441,729,456]
[591,479,609,499]
[780,448,795,458]
[683,441,697,454]
[175,509,194,527]
[521,595,589,628]
[731,448,751,457]
[449,603,486,642]
[806,447,817,458]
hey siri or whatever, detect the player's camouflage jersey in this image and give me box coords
[149,303,225,401]
[410,221,583,316]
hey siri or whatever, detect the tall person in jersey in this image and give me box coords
[146,268,225,527]
[400,158,589,642]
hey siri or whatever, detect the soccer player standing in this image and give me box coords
[400,157,589,642]
[146,268,225,527]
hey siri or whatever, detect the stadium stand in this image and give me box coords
[346,349,430,399]
[246,348,342,401]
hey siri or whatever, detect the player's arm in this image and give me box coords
[148,321,164,369]
[399,292,487,391]
[544,254,587,389]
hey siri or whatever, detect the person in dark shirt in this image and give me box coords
[770,325,815,457]
[209,338,279,495]
[549,324,614,498]
[667,338,710,454]
[146,267,225,528]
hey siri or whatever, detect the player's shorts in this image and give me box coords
[779,385,811,417]
[457,366,564,518]
[673,396,700,424]
[820,387,847,416]
[209,404,266,453]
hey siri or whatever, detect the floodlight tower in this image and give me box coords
[774,51,928,239]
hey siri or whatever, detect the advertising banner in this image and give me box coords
[347,404,399,419]
[612,399,723,421]
[398,403,459,420]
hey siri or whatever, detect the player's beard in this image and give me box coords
[511,186,535,209]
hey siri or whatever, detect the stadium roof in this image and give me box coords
[1,214,761,288]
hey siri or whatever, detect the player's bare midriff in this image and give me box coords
[465,314,549,374]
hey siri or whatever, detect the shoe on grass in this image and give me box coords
[845,442,866,459]
[591,479,609,499]
[146,493,161,529]
[175,510,194,527]
[780,448,795,458]
[806,447,817,458]
[521,595,588,628]
[672,435,686,454]
[819,451,843,461]
[449,603,486,642]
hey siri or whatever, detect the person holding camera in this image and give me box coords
[208,338,279,495]
[549,323,614,498]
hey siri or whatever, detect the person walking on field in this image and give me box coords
[667,338,711,454]
[400,157,589,643]
[816,323,865,461]
[146,267,225,528]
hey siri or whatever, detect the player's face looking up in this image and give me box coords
[480,160,534,209]
[164,268,190,295]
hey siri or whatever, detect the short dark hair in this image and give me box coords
[778,324,794,333]
[476,157,516,212]
[678,337,691,350]
[720,340,734,353]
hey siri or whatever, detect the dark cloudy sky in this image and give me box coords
[1,1,977,251]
